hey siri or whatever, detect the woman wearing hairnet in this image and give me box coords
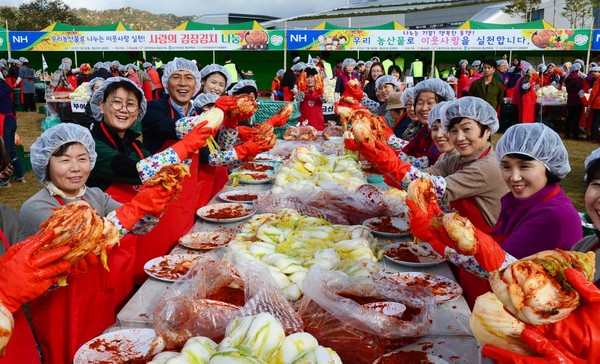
[18,123,181,363]
[518,64,538,123]
[409,122,581,309]
[455,59,470,98]
[86,77,213,301]
[360,97,508,306]
[198,63,231,97]
[271,68,285,100]
[399,88,421,141]
[296,67,327,131]
[48,62,74,94]
[334,58,358,95]
[564,63,585,139]
[400,78,456,165]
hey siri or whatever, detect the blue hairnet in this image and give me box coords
[90,77,147,123]
[441,97,499,135]
[570,63,582,73]
[413,78,456,102]
[161,57,202,95]
[375,75,400,90]
[199,64,231,90]
[276,69,285,77]
[228,79,258,95]
[496,123,570,179]
[30,123,97,183]
[192,93,219,110]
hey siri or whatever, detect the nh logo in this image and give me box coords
[12,35,28,43]
[290,34,307,42]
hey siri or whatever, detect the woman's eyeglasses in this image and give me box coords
[106,100,139,113]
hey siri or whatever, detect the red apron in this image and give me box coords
[520,87,536,123]
[133,148,203,285]
[30,197,116,364]
[449,147,494,308]
[142,81,153,101]
[196,165,229,209]
[0,229,41,364]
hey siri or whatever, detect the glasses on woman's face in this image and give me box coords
[107,99,139,113]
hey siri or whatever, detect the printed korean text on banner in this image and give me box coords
[8,30,286,51]
[286,29,589,51]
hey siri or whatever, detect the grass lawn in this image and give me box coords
[2,103,596,214]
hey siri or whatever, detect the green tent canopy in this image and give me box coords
[41,22,133,31]
[173,20,265,30]
[458,19,555,29]
[313,21,406,30]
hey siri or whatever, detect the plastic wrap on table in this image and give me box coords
[294,267,436,364]
[267,138,344,160]
[256,183,408,225]
[152,249,303,350]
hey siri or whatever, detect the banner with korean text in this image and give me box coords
[8,29,285,51]
[287,29,589,51]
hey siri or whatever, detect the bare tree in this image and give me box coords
[504,0,542,22]
[563,0,594,27]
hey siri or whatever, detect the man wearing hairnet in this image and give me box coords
[139,58,247,284]
[19,122,181,363]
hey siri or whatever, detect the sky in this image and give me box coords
[4,0,352,19]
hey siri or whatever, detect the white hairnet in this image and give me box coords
[228,79,258,95]
[375,75,400,90]
[192,93,219,110]
[93,61,103,69]
[441,97,499,135]
[356,60,365,66]
[118,65,127,73]
[111,60,121,67]
[459,59,468,66]
[58,63,70,71]
[547,62,556,68]
[71,68,80,74]
[472,60,481,67]
[427,101,449,129]
[126,63,139,72]
[7,58,14,63]
[574,59,585,67]
[19,57,28,63]
[90,77,147,123]
[496,123,570,179]
[537,63,546,72]
[401,87,415,105]
[293,56,301,64]
[496,60,509,67]
[161,57,202,95]
[199,64,231,89]
[142,62,152,69]
[591,66,600,72]
[365,61,373,67]
[342,58,356,69]
[414,78,456,102]
[102,62,111,70]
[62,57,72,64]
[570,63,582,73]
[30,123,97,183]
[291,62,304,72]
[276,69,285,77]
[87,77,104,95]
[584,147,600,182]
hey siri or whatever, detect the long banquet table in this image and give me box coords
[116,180,487,363]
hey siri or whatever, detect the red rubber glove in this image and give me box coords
[482,329,581,364]
[432,222,508,273]
[70,252,99,277]
[536,268,600,361]
[237,126,257,142]
[115,184,179,230]
[358,141,411,181]
[344,137,359,151]
[223,112,253,129]
[234,139,272,161]
[406,199,446,256]
[0,231,71,313]
[171,121,212,160]
[383,124,394,141]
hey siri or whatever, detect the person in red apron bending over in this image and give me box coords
[18,123,192,363]
[354,97,509,308]
[407,122,582,308]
